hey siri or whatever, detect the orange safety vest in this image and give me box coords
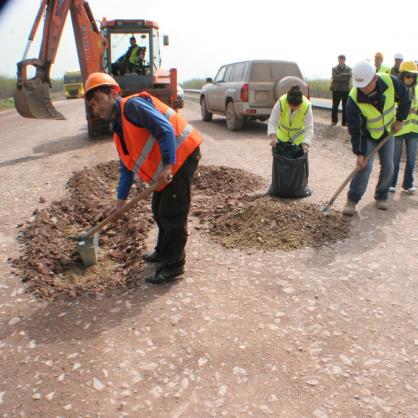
[114,92,202,191]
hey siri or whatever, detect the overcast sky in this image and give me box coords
[0,0,417,82]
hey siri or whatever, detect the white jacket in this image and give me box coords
[267,100,314,145]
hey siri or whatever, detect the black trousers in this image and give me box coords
[151,147,201,267]
[331,90,349,125]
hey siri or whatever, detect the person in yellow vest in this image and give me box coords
[111,36,140,76]
[84,72,203,284]
[374,52,391,75]
[268,85,313,151]
[267,85,313,196]
[390,61,418,194]
[343,61,411,215]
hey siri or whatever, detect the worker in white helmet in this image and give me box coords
[390,53,404,77]
[342,60,411,216]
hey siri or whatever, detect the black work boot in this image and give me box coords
[145,264,185,284]
[143,251,162,263]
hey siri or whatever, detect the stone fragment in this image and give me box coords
[8,317,21,326]
[306,379,319,386]
[198,357,208,367]
[93,378,105,391]
[45,392,55,401]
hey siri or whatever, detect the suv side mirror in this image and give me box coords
[206,77,213,83]
[163,35,169,46]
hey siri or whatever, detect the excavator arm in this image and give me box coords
[15,0,106,120]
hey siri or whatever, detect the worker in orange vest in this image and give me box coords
[84,72,202,284]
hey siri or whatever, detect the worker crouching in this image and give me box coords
[84,72,202,284]
[267,86,313,198]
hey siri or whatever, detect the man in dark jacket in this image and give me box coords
[343,61,411,215]
[330,55,352,126]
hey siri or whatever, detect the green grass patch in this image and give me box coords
[0,97,14,111]
[307,79,331,99]
[0,75,64,99]
[182,78,206,89]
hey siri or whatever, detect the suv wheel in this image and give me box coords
[225,101,243,131]
[200,97,213,121]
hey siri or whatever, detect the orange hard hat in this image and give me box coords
[84,72,121,96]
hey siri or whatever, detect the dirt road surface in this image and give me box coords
[0,98,417,417]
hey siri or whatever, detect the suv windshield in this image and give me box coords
[251,62,302,82]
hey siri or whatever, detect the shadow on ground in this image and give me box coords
[0,132,113,168]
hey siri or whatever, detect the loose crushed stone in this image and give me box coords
[11,163,349,298]
[204,195,350,251]
[192,167,350,251]
[12,161,153,299]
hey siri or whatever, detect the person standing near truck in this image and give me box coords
[330,54,352,126]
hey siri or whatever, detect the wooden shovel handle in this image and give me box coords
[323,134,392,211]
[81,182,159,239]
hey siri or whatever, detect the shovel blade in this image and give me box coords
[321,204,332,216]
[14,76,65,120]
[77,234,99,267]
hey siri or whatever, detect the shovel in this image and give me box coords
[75,182,159,267]
[321,134,392,215]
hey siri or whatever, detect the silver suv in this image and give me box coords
[200,60,308,131]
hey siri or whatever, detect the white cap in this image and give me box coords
[352,61,376,88]
[394,52,404,60]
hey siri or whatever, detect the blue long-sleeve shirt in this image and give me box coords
[345,75,411,155]
[112,96,176,200]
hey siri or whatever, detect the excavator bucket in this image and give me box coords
[14,75,65,120]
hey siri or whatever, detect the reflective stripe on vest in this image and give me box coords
[276,95,311,145]
[130,113,194,178]
[395,85,418,136]
[114,92,202,190]
[349,73,396,139]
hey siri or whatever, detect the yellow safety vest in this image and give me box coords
[377,65,391,75]
[128,45,140,65]
[395,85,418,136]
[349,73,395,139]
[276,95,311,145]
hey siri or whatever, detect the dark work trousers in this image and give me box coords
[331,90,349,125]
[151,147,201,268]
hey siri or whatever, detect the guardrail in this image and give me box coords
[184,89,338,111]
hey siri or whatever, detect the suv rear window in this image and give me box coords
[231,62,246,81]
[250,62,302,82]
[224,65,235,82]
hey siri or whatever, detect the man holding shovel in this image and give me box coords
[343,61,410,216]
[84,73,202,284]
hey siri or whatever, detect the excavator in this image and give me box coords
[14,0,178,138]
